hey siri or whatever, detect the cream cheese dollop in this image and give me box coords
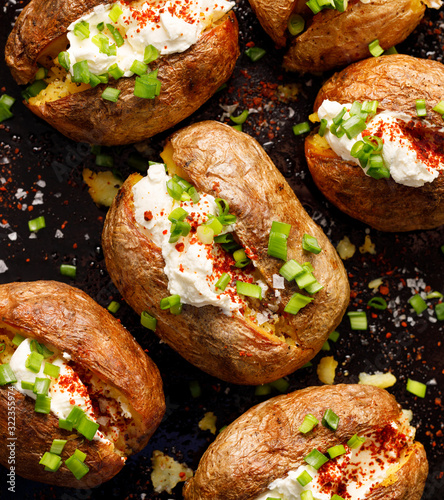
[67,0,234,77]
[317,99,444,187]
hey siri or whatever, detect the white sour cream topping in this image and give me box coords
[317,99,444,187]
[9,338,108,443]
[256,417,415,500]
[67,0,234,77]
[133,164,251,314]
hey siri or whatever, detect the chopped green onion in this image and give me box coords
[268,232,288,261]
[106,23,124,47]
[347,434,366,449]
[215,198,229,216]
[35,67,48,80]
[166,179,183,200]
[21,381,35,391]
[432,101,444,115]
[92,33,116,56]
[97,22,105,31]
[12,334,25,346]
[44,362,60,378]
[331,496,345,500]
[97,73,109,84]
[108,3,123,22]
[73,20,90,40]
[284,293,313,314]
[342,115,367,139]
[215,273,231,291]
[306,0,322,14]
[25,351,44,373]
[41,343,53,359]
[33,377,51,395]
[0,103,13,122]
[330,122,345,138]
[0,343,4,354]
[39,452,62,471]
[426,291,443,299]
[302,261,314,273]
[58,51,70,71]
[279,259,304,281]
[333,0,348,11]
[66,406,85,427]
[293,121,311,136]
[170,303,182,315]
[107,300,121,313]
[50,439,67,455]
[329,330,340,342]
[144,44,160,64]
[416,99,427,117]
[196,225,214,244]
[173,174,192,190]
[22,80,47,101]
[321,340,330,351]
[28,215,46,232]
[188,186,200,203]
[73,449,87,462]
[0,364,17,385]
[304,449,329,470]
[318,118,328,137]
[297,470,313,487]
[217,213,237,226]
[349,101,362,116]
[0,94,16,109]
[255,384,271,396]
[369,39,384,57]
[269,378,289,393]
[88,74,101,88]
[301,492,314,500]
[367,297,387,310]
[347,311,367,330]
[60,264,76,278]
[406,378,427,398]
[59,419,73,431]
[288,14,305,36]
[65,455,90,480]
[35,394,51,414]
[322,408,340,430]
[134,73,161,99]
[169,221,190,242]
[408,294,427,314]
[77,416,99,440]
[189,380,201,398]
[435,302,444,320]
[361,100,378,115]
[72,60,90,84]
[383,46,398,55]
[101,87,121,102]
[231,124,242,131]
[108,63,124,80]
[168,207,188,222]
[160,294,181,310]
[230,110,249,124]
[236,281,262,300]
[141,311,157,331]
[304,280,323,294]
[30,339,43,354]
[299,413,319,434]
[271,221,291,236]
[362,135,383,153]
[205,217,223,236]
[95,153,113,167]
[233,248,251,268]
[333,107,347,125]
[295,270,316,289]
[327,444,346,459]
[302,234,322,254]
[245,47,266,62]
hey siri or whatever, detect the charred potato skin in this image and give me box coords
[5,0,239,145]
[306,54,444,232]
[182,384,428,500]
[102,121,349,385]
[0,280,166,487]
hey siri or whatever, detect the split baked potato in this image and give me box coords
[247,0,427,73]
[102,120,349,385]
[0,281,165,487]
[5,0,239,145]
[183,384,428,499]
[305,54,444,232]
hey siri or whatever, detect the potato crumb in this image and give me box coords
[359,234,376,255]
[309,112,319,123]
[368,277,384,290]
[336,236,356,260]
[198,411,217,434]
[82,168,123,207]
[150,450,193,494]
[359,371,397,389]
[317,356,338,385]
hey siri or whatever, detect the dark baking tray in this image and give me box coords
[0,1,443,498]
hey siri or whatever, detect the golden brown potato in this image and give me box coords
[0,280,165,487]
[5,0,239,145]
[183,384,428,500]
[305,54,444,232]
[247,0,425,73]
[102,120,349,385]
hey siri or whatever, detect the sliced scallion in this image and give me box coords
[33,377,51,395]
[205,217,223,236]
[73,449,87,462]
[66,406,85,427]
[72,60,90,84]
[301,492,314,500]
[245,47,266,62]
[408,294,427,315]
[44,362,60,378]
[279,259,304,281]
[288,14,305,36]
[108,63,124,80]
[347,434,366,449]
[268,232,288,261]
[304,280,323,294]
[233,248,251,268]
[303,448,329,470]
[141,311,156,331]
[35,394,51,414]
[0,364,17,385]
[295,270,316,290]
[108,3,123,22]
[59,419,73,431]
[107,300,121,313]
[318,118,328,137]
[168,207,188,222]
[106,23,124,47]
[269,378,289,393]
[299,413,318,434]
[50,439,67,455]
[347,311,367,330]
[367,296,387,310]
[327,444,346,459]
[196,225,214,244]
[0,94,15,109]
[293,121,311,136]
[230,110,248,124]
[215,273,231,291]
[435,302,444,320]
[12,334,25,346]
[0,103,13,122]
[144,44,160,64]
[21,381,35,391]
[73,21,90,40]
[406,378,427,398]
[432,101,444,115]
[236,281,262,300]
[322,408,339,430]
[101,87,121,102]
[160,294,181,310]
[189,380,201,398]
[26,351,44,373]
[65,455,90,479]
[28,215,46,232]
[255,383,271,396]
[302,234,322,254]
[368,39,384,57]
[76,416,99,440]
[426,291,443,299]
[416,99,427,117]
[297,470,313,487]
[60,264,76,278]
[58,51,70,71]
[329,330,340,342]
[39,452,62,471]
[284,293,313,314]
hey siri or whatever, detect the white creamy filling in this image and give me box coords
[424,0,443,8]
[67,0,234,76]
[256,418,415,500]
[9,338,108,443]
[317,99,444,187]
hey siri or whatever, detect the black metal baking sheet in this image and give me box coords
[0,1,443,499]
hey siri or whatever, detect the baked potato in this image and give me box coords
[5,0,239,145]
[247,0,429,73]
[0,280,165,487]
[102,120,349,385]
[305,54,444,232]
[183,384,428,499]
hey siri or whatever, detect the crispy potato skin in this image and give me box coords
[102,121,349,385]
[182,384,428,500]
[306,55,444,232]
[5,0,239,145]
[283,0,424,73]
[0,281,165,487]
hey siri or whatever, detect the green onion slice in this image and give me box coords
[168,207,188,222]
[432,100,444,115]
[284,293,313,314]
[12,334,25,346]
[77,416,99,440]
[318,118,328,137]
[35,394,51,414]
[295,270,317,290]
[329,330,340,342]
[367,296,387,310]
[21,381,35,391]
[230,110,249,124]
[25,351,44,373]
[301,492,315,500]
[268,232,288,261]
[288,14,305,36]
[245,47,266,62]
[33,377,51,395]
[408,294,427,314]
[189,380,201,398]
[426,291,443,299]
[0,94,16,109]
[270,378,290,393]
[436,302,444,320]
[215,273,231,291]
[327,444,346,459]
[0,364,17,385]
[28,215,46,232]
[166,179,183,200]
[303,448,329,470]
[50,439,67,455]
[236,281,262,300]
[347,434,366,449]
[39,452,62,471]
[73,449,87,462]
[297,470,313,487]
[416,99,427,117]
[302,233,322,254]
[73,21,90,40]
[299,413,319,434]
[160,294,181,310]
[72,60,90,84]
[106,23,124,47]
[108,3,123,22]
[60,264,76,278]
[44,362,60,378]
[279,259,304,281]
[369,39,384,57]
[406,378,427,398]
[347,311,367,330]
[59,419,73,431]
[66,406,85,426]
[65,455,90,480]
[322,408,340,430]
[293,121,311,136]
[255,384,271,396]
[144,44,160,64]
[101,87,121,102]
[141,311,156,331]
